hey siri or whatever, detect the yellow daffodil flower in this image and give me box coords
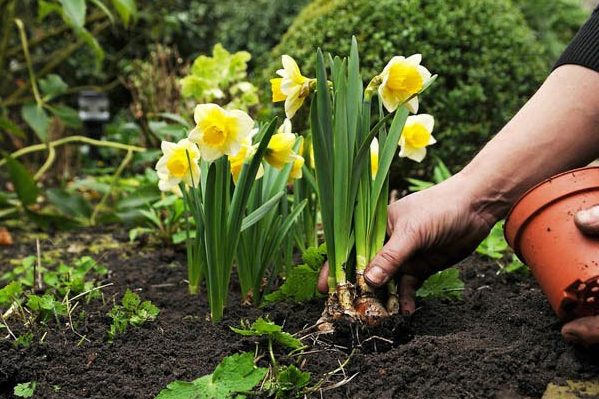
[378,54,432,114]
[155,138,201,193]
[288,154,305,183]
[229,129,264,184]
[398,114,436,162]
[370,137,379,179]
[272,55,313,119]
[265,119,297,169]
[188,103,254,162]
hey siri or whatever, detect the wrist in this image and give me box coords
[452,168,512,226]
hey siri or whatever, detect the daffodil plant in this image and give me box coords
[236,121,307,305]
[270,38,437,327]
[155,104,302,321]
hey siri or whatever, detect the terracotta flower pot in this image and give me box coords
[505,166,599,321]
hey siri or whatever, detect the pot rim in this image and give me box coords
[504,166,599,257]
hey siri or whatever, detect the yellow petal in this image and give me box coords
[270,78,286,103]
[265,132,296,169]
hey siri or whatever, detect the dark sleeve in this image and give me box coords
[554,6,599,72]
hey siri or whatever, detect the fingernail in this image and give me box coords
[365,265,388,286]
[578,206,599,223]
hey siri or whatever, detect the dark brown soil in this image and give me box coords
[1,227,598,399]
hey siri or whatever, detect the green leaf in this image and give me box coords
[416,268,464,300]
[108,289,159,341]
[38,0,62,20]
[60,0,86,27]
[4,156,40,206]
[0,281,23,306]
[231,317,302,349]
[476,221,508,259]
[75,27,105,65]
[39,74,68,100]
[277,365,311,394]
[156,352,267,399]
[500,254,529,275]
[0,116,26,139]
[89,0,115,24]
[21,103,50,142]
[49,105,82,128]
[14,381,36,398]
[111,0,137,27]
[46,188,92,218]
[240,191,285,232]
[263,264,319,304]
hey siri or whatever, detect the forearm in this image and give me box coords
[458,64,599,222]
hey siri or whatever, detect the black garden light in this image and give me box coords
[78,90,110,158]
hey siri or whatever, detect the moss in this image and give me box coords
[260,0,583,179]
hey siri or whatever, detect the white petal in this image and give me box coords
[280,79,301,96]
[199,144,224,162]
[188,127,201,144]
[276,68,287,78]
[278,118,292,134]
[183,163,201,187]
[405,54,422,66]
[284,91,303,119]
[428,134,437,145]
[227,109,255,141]
[159,176,180,192]
[282,55,301,78]
[161,141,176,154]
[407,114,434,132]
[378,85,401,113]
[417,65,432,83]
[405,97,419,114]
[400,146,426,162]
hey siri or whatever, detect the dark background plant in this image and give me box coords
[260,0,588,184]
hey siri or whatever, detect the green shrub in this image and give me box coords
[515,0,588,65]
[261,0,560,177]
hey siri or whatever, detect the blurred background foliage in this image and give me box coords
[0,0,593,232]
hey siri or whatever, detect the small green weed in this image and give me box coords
[155,352,267,399]
[107,289,159,341]
[417,268,465,300]
[13,381,36,398]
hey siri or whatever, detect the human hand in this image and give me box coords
[561,205,599,346]
[318,173,496,314]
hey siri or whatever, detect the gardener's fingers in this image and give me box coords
[317,261,330,294]
[574,205,599,236]
[364,228,419,287]
[399,274,419,315]
[561,316,599,346]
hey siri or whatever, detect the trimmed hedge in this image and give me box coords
[261,0,583,178]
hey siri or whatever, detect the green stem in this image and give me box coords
[0,135,145,168]
[14,18,43,106]
[268,337,279,379]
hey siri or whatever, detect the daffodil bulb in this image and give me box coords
[265,119,297,169]
[378,54,432,114]
[398,114,436,163]
[270,55,312,119]
[155,138,201,193]
[188,103,255,162]
[370,137,379,179]
[229,129,264,184]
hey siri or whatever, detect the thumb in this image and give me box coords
[574,205,599,236]
[364,228,419,287]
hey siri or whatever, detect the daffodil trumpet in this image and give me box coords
[308,38,436,330]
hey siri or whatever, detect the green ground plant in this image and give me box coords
[0,255,110,347]
[13,381,36,398]
[107,289,159,341]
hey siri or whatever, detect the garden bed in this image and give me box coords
[1,227,598,398]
